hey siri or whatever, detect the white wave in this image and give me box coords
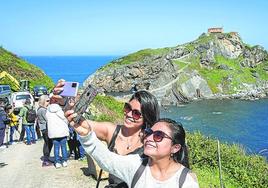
[212,111,222,115]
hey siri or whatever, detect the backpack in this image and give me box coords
[26,106,37,123]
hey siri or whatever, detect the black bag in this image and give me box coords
[26,106,36,123]
[3,118,11,125]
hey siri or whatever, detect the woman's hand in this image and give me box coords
[51,79,72,107]
[65,110,91,136]
[51,79,65,99]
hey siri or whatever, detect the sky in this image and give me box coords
[0,0,268,56]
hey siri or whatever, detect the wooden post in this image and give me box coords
[217,140,224,188]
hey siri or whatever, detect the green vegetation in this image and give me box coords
[0,47,54,90]
[188,132,268,188]
[90,95,124,122]
[196,33,215,44]
[178,55,266,94]
[101,47,172,70]
[184,34,215,52]
[172,60,188,69]
[185,43,195,52]
[90,96,268,188]
[255,61,268,80]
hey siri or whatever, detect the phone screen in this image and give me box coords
[60,82,79,97]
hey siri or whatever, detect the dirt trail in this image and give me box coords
[0,140,107,188]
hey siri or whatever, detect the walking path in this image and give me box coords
[0,140,107,188]
[150,55,191,93]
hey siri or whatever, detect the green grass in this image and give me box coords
[188,132,268,188]
[196,34,215,44]
[255,61,268,80]
[181,55,261,94]
[91,95,124,122]
[185,43,195,52]
[101,47,172,70]
[172,60,188,69]
[0,47,54,90]
[194,167,240,188]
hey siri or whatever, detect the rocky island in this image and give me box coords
[84,28,268,105]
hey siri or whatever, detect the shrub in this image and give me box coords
[188,132,268,188]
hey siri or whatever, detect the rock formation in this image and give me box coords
[84,30,268,105]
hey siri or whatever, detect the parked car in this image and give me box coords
[0,85,11,105]
[32,85,48,100]
[11,91,34,114]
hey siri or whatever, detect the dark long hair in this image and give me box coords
[158,118,190,168]
[129,90,160,129]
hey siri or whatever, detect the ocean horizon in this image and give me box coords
[22,55,120,85]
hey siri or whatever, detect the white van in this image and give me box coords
[0,85,11,104]
[10,91,34,114]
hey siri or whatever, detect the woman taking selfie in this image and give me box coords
[53,80,160,187]
[66,116,199,188]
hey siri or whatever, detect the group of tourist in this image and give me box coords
[0,94,86,169]
[1,79,200,187]
[0,98,39,148]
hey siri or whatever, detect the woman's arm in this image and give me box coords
[65,110,141,186]
[80,131,140,186]
[86,120,117,143]
[65,111,116,143]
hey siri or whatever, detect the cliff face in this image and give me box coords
[84,32,268,105]
[0,47,54,90]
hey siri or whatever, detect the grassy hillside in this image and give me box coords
[100,47,172,70]
[179,55,268,94]
[0,47,54,90]
[88,95,268,188]
[94,32,268,96]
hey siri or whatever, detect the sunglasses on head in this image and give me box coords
[123,103,142,120]
[143,128,172,142]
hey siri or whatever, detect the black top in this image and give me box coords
[102,125,144,188]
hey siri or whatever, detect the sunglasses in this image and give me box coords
[143,128,172,142]
[123,103,142,120]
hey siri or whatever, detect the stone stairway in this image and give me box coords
[150,54,192,104]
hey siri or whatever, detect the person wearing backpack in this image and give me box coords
[18,99,36,145]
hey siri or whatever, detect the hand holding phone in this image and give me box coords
[72,84,98,124]
[60,82,79,97]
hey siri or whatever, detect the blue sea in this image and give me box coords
[22,56,119,85]
[161,99,268,159]
[24,56,268,159]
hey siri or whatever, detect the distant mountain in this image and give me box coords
[84,30,268,105]
[0,47,54,91]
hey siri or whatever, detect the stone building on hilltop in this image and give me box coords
[208,27,223,33]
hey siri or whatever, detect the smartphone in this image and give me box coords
[60,82,79,97]
[72,84,98,124]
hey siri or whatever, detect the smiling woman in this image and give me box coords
[71,118,199,188]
